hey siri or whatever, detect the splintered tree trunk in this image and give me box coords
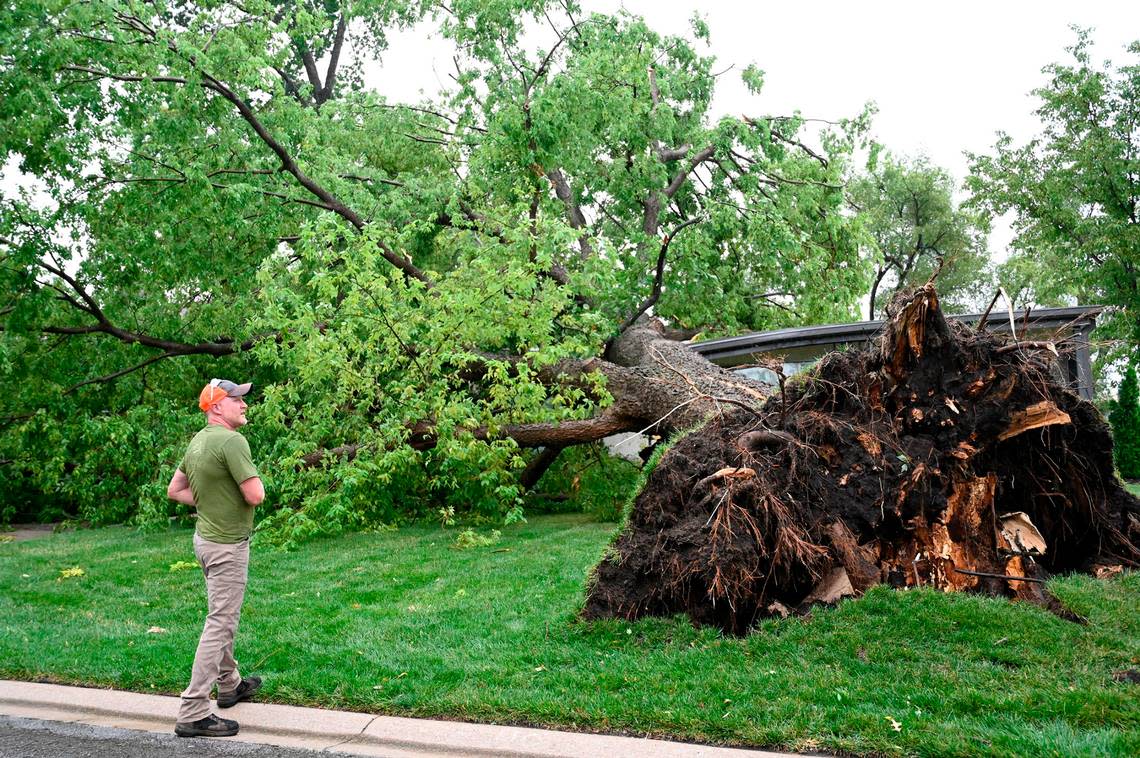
[585,285,1140,634]
[466,319,775,452]
[598,318,773,433]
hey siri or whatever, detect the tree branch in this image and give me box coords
[749,118,829,168]
[658,144,693,162]
[8,251,254,358]
[546,168,593,259]
[616,216,702,336]
[751,292,803,318]
[64,351,183,394]
[317,15,348,104]
[299,44,323,93]
[664,145,716,199]
[273,65,308,104]
[64,59,433,286]
[519,445,566,489]
[526,18,591,95]
[431,408,643,450]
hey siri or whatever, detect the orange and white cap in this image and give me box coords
[198,378,252,411]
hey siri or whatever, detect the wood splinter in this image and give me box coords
[951,567,1047,584]
[997,401,1071,441]
[995,341,1059,356]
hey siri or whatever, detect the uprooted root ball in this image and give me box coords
[584,286,1140,634]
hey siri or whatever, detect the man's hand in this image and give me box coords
[167,470,196,507]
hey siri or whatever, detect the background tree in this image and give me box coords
[1110,363,1140,479]
[967,30,1140,345]
[851,152,990,319]
[0,0,872,541]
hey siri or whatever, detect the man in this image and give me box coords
[167,378,265,738]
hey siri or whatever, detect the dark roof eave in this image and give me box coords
[690,305,1104,362]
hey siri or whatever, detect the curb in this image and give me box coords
[0,681,797,757]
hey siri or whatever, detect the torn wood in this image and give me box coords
[995,341,1059,356]
[826,521,880,592]
[803,567,855,605]
[999,512,1047,555]
[710,466,756,480]
[856,432,882,457]
[951,567,1047,584]
[998,401,1072,441]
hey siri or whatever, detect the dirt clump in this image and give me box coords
[584,285,1140,634]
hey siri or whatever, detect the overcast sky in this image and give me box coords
[6,1,1138,259]
[373,0,1139,254]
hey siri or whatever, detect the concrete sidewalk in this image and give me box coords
[0,681,802,757]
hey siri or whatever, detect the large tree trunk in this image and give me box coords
[583,285,1140,634]
[597,318,772,433]
[298,321,757,468]
[358,320,773,456]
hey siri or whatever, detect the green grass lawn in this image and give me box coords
[2,514,1137,757]
[1126,481,1140,498]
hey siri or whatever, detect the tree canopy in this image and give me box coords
[0,0,875,541]
[1110,363,1140,479]
[851,152,990,319]
[967,29,1140,347]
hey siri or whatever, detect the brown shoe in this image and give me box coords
[174,714,239,737]
[217,676,262,708]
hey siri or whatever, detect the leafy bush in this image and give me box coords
[1110,363,1140,479]
[0,399,198,528]
[453,528,501,549]
[530,444,642,522]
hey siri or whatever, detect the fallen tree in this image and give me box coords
[585,285,1140,633]
[0,1,877,537]
[4,1,1137,573]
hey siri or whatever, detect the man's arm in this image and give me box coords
[239,476,265,506]
[167,470,196,507]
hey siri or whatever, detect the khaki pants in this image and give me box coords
[177,533,249,722]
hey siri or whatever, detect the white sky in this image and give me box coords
[371,0,1140,257]
[378,0,1139,183]
[6,1,1138,261]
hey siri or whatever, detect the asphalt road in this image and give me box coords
[0,716,333,758]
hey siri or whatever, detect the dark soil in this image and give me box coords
[584,286,1140,634]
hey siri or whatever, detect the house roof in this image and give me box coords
[690,305,1103,365]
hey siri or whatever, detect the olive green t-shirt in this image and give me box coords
[179,425,259,543]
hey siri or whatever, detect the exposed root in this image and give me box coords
[585,285,1140,634]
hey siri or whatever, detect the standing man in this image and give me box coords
[167,378,265,738]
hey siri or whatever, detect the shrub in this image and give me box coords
[529,443,642,522]
[1109,363,1140,479]
[453,528,501,549]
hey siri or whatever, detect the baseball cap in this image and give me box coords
[198,378,253,411]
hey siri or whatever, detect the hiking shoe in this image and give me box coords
[217,676,262,708]
[174,714,239,738]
